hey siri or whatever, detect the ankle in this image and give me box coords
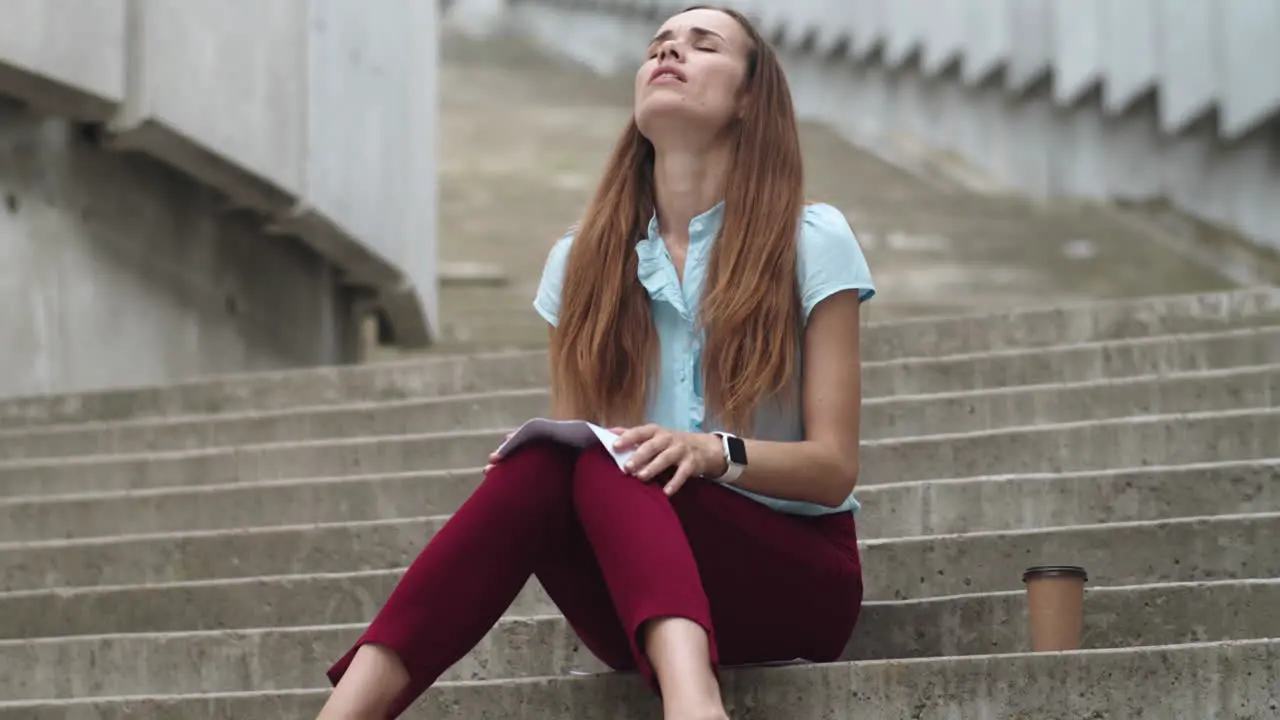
[660,684,727,720]
[644,617,726,719]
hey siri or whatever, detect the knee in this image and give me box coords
[501,438,575,465]
[570,445,628,490]
[487,439,577,497]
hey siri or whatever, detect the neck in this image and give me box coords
[652,141,731,246]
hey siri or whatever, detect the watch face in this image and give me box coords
[726,435,748,465]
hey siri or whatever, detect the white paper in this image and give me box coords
[494,418,634,471]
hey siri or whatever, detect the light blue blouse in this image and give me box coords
[534,201,875,516]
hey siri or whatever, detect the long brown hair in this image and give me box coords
[549,5,804,433]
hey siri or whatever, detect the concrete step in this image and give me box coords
[11,522,1280,639]
[0,289,1275,429]
[0,389,551,461]
[863,287,1278,360]
[3,458,1276,544]
[0,570,547,640]
[860,363,1280,441]
[426,284,1280,361]
[1,638,1275,719]
[866,407,1280,485]
[859,460,1280,539]
[4,509,1276,600]
[843,197,1132,235]
[5,579,1276,699]
[4,361,1277,461]
[0,350,550,431]
[0,431,499,498]
[2,407,1276,498]
[850,324,1276,398]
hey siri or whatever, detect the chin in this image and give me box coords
[636,99,714,139]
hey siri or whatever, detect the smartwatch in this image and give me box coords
[710,431,747,484]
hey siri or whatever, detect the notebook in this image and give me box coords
[494,418,634,471]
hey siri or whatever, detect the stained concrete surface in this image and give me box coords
[401,6,1239,356]
[0,99,359,399]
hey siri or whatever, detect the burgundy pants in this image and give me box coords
[326,440,864,717]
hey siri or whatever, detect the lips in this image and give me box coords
[649,64,687,84]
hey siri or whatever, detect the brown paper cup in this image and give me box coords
[1022,565,1088,651]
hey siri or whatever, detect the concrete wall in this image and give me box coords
[0,0,439,397]
[0,0,126,121]
[0,100,358,398]
[296,0,439,347]
[522,0,1280,255]
[108,0,440,347]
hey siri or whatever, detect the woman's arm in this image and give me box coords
[700,289,864,507]
[616,290,864,504]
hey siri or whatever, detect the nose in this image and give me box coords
[657,40,683,63]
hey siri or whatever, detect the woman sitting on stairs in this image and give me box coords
[317,5,876,719]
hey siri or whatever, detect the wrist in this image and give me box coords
[702,433,729,478]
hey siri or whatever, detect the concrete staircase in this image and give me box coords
[407,29,1261,360]
[1,287,1279,717]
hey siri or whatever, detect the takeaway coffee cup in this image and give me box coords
[1022,565,1088,651]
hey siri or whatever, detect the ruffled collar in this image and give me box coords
[635,201,725,321]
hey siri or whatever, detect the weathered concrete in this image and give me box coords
[5,579,1277,699]
[4,459,1274,544]
[865,325,1280,398]
[112,1,308,210]
[865,363,1280,439]
[861,287,1280,360]
[0,571,555,641]
[2,362,1275,460]
[861,407,1280,485]
[0,100,360,400]
[5,510,1278,600]
[0,470,484,542]
[0,1,440,397]
[2,407,1275,498]
[510,0,1280,263]
[857,460,1280,539]
[285,0,441,347]
[409,22,1259,357]
[1,291,1277,429]
[3,12,1277,715]
[0,389,551,460]
[108,0,440,348]
[0,0,126,120]
[1,618,602,699]
[0,349,552,429]
[1,639,1276,719]
[4,321,1274,434]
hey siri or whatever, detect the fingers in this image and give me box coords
[663,459,696,496]
[485,431,514,472]
[614,424,658,451]
[634,444,683,481]
[624,432,672,475]
[612,427,700,497]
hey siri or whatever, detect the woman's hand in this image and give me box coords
[483,431,515,475]
[611,425,727,497]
